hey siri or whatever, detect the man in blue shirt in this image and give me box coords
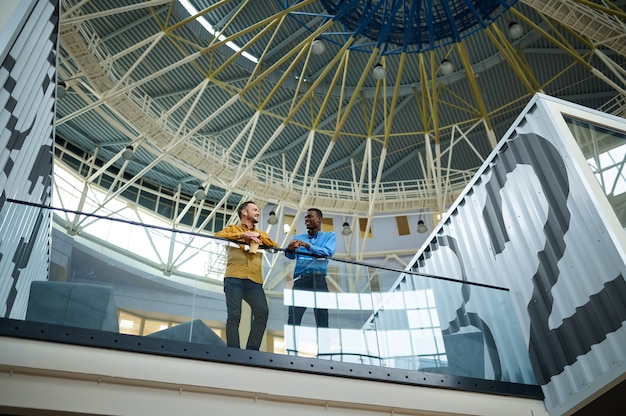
[285,208,337,327]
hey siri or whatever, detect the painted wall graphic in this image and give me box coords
[0,0,59,318]
[486,132,625,386]
[406,94,626,415]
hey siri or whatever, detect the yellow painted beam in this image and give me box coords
[429,50,440,145]
[411,86,424,132]
[165,0,320,80]
[457,42,492,131]
[510,8,593,70]
[330,48,383,142]
[418,54,433,133]
[368,78,383,137]
[437,86,481,116]
[238,19,338,98]
[164,0,233,33]
[358,90,371,135]
[214,18,283,81]
[484,26,538,93]
[246,14,289,84]
[314,50,351,129]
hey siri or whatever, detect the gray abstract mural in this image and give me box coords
[0,0,58,318]
[408,95,626,414]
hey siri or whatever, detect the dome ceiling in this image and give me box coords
[316,0,517,50]
[55,0,626,219]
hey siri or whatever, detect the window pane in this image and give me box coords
[396,215,410,235]
[118,311,141,336]
[358,218,373,238]
[322,217,334,232]
[284,214,296,235]
[143,319,170,335]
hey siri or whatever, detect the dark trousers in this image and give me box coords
[287,272,329,327]
[223,277,269,350]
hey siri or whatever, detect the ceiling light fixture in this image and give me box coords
[121,145,135,161]
[341,222,352,236]
[267,210,278,225]
[194,186,206,200]
[311,38,326,55]
[57,81,67,99]
[372,63,385,80]
[417,218,428,234]
[508,22,524,40]
[440,59,455,76]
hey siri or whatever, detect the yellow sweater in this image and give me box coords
[215,224,278,284]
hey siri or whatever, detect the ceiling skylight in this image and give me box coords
[178,0,258,63]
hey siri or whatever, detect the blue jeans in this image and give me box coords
[287,271,329,327]
[223,277,269,350]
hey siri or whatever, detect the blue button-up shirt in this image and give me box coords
[285,230,337,276]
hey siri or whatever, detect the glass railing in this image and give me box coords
[283,260,536,384]
[0,198,538,393]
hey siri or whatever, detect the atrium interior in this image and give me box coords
[1,1,626,416]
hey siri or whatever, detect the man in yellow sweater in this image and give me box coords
[215,201,278,350]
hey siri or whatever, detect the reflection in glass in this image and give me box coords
[564,116,626,227]
[284,263,535,383]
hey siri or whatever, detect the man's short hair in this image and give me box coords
[308,208,323,218]
[237,201,256,219]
